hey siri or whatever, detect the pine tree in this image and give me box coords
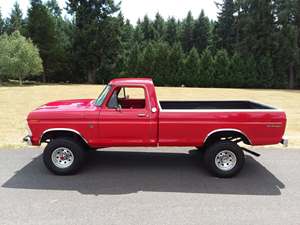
[126,44,143,76]
[296,0,300,87]
[133,19,144,44]
[214,49,230,87]
[236,0,275,57]
[8,2,23,34]
[46,0,62,17]
[199,49,215,87]
[152,41,171,85]
[165,17,178,46]
[45,0,74,82]
[184,47,200,86]
[229,53,244,87]
[67,0,121,83]
[0,8,4,35]
[167,43,184,85]
[193,10,210,54]
[27,0,57,82]
[117,14,134,75]
[153,13,165,40]
[181,11,194,53]
[241,55,258,88]
[215,0,236,53]
[273,0,299,88]
[141,42,156,76]
[140,15,155,42]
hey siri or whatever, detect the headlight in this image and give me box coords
[25,122,32,136]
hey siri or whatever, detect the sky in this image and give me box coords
[0,0,219,23]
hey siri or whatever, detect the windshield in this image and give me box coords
[94,85,111,106]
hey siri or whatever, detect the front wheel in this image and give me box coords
[204,141,245,178]
[43,138,86,175]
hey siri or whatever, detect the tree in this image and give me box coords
[133,19,144,44]
[152,41,171,85]
[44,1,74,82]
[27,0,57,82]
[116,14,134,75]
[183,47,200,86]
[236,0,275,57]
[165,17,178,46]
[126,43,143,76]
[167,43,184,85]
[8,2,23,34]
[67,0,121,83]
[0,8,5,35]
[181,11,194,53]
[153,13,165,40]
[199,49,215,87]
[141,42,156,76]
[229,53,244,87]
[213,49,230,87]
[0,31,43,85]
[46,0,62,17]
[272,0,299,88]
[193,10,210,54]
[215,0,236,53]
[140,15,155,42]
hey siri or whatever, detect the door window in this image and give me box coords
[107,87,146,109]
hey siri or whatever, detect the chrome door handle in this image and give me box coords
[137,113,146,117]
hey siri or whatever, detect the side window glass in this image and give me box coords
[107,87,146,109]
[107,90,119,108]
[117,87,126,99]
[124,87,145,100]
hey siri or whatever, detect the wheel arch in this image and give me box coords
[204,129,252,146]
[40,128,89,147]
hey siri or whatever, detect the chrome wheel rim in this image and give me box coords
[51,147,74,169]
[215,150,237,171]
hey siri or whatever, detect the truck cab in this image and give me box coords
[95,78,159,147]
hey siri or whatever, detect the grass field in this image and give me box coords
[0,84,299,148]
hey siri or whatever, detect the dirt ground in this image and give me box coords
[0,84,299,148]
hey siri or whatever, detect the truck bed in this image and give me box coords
[159,101,275,110]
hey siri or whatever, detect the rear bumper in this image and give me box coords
[23,135,32,145]
[281,137,288,147]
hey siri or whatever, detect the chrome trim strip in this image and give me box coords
[40,128,88,144]
[203,128,252,145]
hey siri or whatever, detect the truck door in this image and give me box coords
[99,86,157,146]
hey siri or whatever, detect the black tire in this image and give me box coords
[43,138,86,175]
[204,141,245,178]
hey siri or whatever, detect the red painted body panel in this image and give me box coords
[27,78,287,148]
[158,111,286,146]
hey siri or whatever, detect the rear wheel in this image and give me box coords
[43,138,86,175]
[204,141,244,178]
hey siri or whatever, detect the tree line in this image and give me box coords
[0,0,299,88]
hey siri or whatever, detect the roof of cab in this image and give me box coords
[109,78,154,86]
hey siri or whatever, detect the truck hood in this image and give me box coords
[27,99,96,121]
[37,99,95,111]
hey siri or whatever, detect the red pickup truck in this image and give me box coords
[24,78,287,177]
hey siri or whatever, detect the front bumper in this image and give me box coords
[281,137,288,148]
[23,135,32,145]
